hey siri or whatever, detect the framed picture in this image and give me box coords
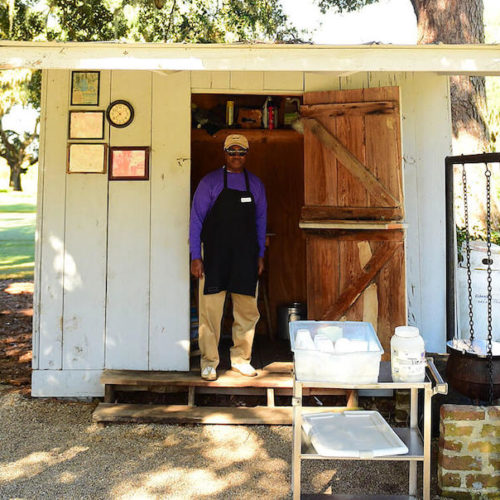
[71,71,100,106]
[109,147,150,180]
[67,143,107,173]
[69,111,105,139]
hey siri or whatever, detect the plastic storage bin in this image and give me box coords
[289,320,383,383]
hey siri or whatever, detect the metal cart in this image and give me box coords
[292,359,447,499]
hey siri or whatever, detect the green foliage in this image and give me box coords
[25,69,41,109]
[315,0,378,14]
[0,0,301,43]
[0,0,46,40]
[123,0,300,43]
[45,0,119,41]
[0,69,34,113]
[456,225,500,262]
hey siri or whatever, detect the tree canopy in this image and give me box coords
[1,0,301,44]
[316,0,377,14]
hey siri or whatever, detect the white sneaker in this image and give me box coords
[201,366,217,381]
[231,363,257,377]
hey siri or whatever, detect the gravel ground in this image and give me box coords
[0,384,441,499]
[0,279,441,499]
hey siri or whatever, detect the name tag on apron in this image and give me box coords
[241,197,252,203]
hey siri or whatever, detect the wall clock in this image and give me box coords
[106,100,134,128]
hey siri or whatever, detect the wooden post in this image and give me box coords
[346,389,358,408]
[104,385,115,403]
[267,388,275,407]
[188,386,196,407]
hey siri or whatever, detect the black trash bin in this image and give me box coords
[277,302,307,341]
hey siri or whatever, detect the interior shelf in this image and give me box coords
[300,427,424,461]
[191,127,302,142]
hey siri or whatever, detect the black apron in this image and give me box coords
[201,167,259,297]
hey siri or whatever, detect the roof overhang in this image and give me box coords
[1,41,499,76]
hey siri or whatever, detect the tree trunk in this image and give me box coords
[409,0,497,233]
[9,166,23,192]
[410,0,489,152]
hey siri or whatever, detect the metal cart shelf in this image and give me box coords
[292,359,447,499]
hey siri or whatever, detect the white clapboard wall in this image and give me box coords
[62,71,110,371]
[105,71,152,370]
[32,69,451,396]
[32,69,191,396]
[149,71,191,371]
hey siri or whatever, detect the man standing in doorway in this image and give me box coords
[190,134,267,381]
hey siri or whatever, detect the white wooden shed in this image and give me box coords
[1,41,499,397]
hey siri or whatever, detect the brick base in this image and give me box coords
[438,404,500,498]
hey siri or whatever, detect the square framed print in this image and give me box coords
[69,111,105,139]
[109,147,150,180]
[71,71,100,106]
[67,143,107,173]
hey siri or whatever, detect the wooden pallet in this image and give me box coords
[95,364,358,425]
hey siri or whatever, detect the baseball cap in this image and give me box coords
[224,134,249,150]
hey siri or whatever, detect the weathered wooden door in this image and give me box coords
[300,87,406,357]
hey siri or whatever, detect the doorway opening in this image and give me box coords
[189,92,306,372]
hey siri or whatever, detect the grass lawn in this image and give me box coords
[0,161,37,279]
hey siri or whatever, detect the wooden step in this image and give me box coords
[92,403,356,425]
[100,368,294,388]
[100,367,358,408]
[93,403,292,425]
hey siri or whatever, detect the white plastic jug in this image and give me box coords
[391,326,426,382]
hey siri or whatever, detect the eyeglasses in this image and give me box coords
[225,149,248,157]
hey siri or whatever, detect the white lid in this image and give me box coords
[394,326,420,338]
[302,411,409,458]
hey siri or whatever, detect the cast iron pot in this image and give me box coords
[446,342,500,402]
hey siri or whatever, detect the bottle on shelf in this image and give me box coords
[268,97,277,130]
[226,100,234,127]
[262,97,270,129]
[262,96,278,130]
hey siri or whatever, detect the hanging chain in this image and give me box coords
[485,163,494,405]
[462,164,475,343]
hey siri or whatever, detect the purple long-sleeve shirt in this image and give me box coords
[190,167,267,260]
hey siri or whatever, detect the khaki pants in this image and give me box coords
[198,276,260,370]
